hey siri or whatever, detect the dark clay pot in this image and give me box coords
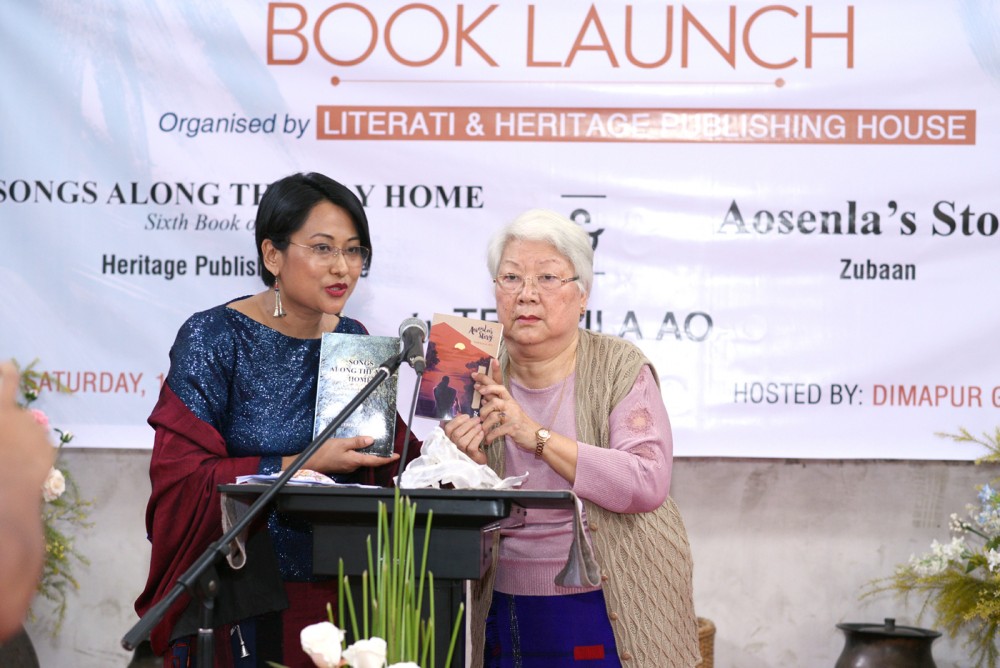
[835,618,940,668]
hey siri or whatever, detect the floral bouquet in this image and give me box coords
[272,489,462,668]
[297,609,420,668]
[867,427,1000,668]
[16,359,91,636]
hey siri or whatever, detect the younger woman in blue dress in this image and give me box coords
[135,172,418,667]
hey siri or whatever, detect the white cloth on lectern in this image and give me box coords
[397,427,600,587]
[397,427,528,489]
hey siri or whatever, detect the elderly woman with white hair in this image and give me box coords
[444,209,701,667]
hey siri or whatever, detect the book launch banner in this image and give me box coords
[1,1,997,458]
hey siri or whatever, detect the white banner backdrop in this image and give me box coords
[1,1,997,457]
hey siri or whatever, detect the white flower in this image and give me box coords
[343,637,387,668]
[987,550,1000,573]
[938,536,966,561]
[908,537,967,577]
[387,663,421,668]
[909,552,946,577]
[300,621,345,668]
[42,467,66,502]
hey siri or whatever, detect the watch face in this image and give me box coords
[537,428,551,440]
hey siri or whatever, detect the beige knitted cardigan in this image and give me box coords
[469,328,701,667]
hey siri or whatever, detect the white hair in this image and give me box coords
[486,209,594,294]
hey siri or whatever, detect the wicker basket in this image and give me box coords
[697,617,716,668]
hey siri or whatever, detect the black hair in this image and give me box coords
[254,172,371,286]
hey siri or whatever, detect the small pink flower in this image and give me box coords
[30,409,50,430]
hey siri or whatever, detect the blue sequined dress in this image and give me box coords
[166,300,367,579]
[136,298,415,663]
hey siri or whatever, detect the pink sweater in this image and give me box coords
[492,366,673,596]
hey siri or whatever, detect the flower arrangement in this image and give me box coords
[866,426,1000,668]
[273,489,462,668]
[16,359,91,636]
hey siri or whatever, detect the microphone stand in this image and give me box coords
[396,370,423,489]
[122,351,409,664]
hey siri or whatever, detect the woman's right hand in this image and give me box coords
[282,435,399,474]
[442,414,488,464]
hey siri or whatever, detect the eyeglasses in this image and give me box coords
[287,242,370,266]
[494,273,580,293]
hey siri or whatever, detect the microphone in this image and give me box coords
[398,317,428,374]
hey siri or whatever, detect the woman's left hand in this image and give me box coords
[474,359,541,454]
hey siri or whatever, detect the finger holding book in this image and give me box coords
[281,435,400,475]
[442,414,488,464]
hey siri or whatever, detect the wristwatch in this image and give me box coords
[534,428,551,459]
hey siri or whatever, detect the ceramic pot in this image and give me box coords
[835,618,939,668]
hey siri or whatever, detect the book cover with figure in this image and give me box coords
[416,313,503,420]
[314,333,399,457]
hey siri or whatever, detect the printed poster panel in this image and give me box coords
[1,1,998,458]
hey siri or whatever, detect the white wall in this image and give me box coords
[24,452,980,667]
[674,458,977,666]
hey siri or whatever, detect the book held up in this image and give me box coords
[416,313,503,420]
[313,333,398,457]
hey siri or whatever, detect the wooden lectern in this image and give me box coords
[219,485,574,668]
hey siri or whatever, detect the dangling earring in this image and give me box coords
[273,277,287,318]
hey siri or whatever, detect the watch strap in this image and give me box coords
[534,428,550,459]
